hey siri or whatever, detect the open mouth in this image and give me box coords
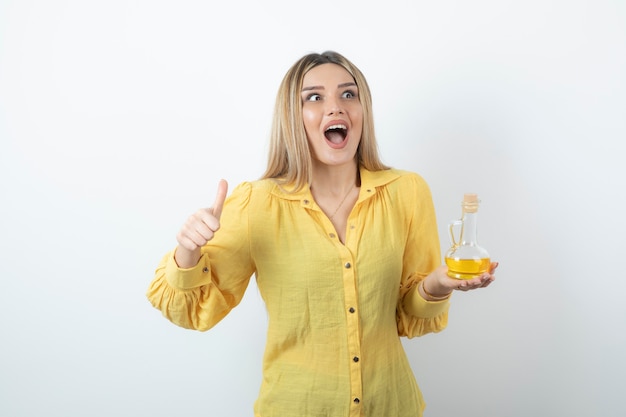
[324,124,348,144]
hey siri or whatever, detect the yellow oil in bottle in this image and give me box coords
[445,257,491,280]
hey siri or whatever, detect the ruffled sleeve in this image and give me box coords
[397,274,450,338]
[395,173,450,338]
[146,182,256,331]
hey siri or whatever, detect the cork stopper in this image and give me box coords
[462,193,479,213]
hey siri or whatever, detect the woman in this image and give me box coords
[147,51,497,417]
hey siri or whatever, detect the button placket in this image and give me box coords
[341,249,362,417]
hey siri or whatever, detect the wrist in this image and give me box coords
[174,246,201,269]
[420,280,452,301]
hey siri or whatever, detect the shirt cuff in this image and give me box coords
[404,283,451,318]
[164,250,213,290]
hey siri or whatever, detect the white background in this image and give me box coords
[1,0,625,416]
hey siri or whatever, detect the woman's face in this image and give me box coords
[301,63,363,169]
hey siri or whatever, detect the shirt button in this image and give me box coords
[354,398,360,404]
[353,356,359,362]
[344,262,351,269]
[202,267,209,273]
[303,199,309,204]
[349,307,355,313]
[329,233,336,238]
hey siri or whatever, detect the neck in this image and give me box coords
[310,160,359,196]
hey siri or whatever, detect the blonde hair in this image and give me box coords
[261,51,388,191]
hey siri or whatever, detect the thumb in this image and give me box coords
[211,179,228,219]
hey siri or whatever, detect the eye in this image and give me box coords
[305,93,322,102]
[342,90,357,99]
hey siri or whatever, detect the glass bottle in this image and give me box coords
[445,193,490,279]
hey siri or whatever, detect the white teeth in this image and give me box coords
[326,124,347,131]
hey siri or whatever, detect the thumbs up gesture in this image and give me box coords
[175,179,228,268]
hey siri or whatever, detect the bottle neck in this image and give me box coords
[461,210,479,245]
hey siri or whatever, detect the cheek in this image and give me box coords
[349,104,364,125]
[352,112,364,137]
[302,108,318,131]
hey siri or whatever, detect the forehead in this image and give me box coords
[302,63,355,87]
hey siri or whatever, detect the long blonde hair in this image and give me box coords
[261,51,388,190]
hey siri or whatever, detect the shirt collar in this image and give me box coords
[269,167,400,203]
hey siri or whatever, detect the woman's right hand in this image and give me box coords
[174,179,228,268]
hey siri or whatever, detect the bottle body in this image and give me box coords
[445,194,490,280]
[445,248,491,279]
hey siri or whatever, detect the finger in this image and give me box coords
[456,278,482,291]
[177,224,210,249]
[189,227,214,246]
[211,179,228,219]
[180,208,221,244]
[462,276,483,288]
[473,273,494,289]
[456,281,469,291]
[194,209,220,233]
[176,233,200,252]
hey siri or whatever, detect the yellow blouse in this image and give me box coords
[147,167,450,417]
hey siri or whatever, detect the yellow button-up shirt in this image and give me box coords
[147,167,450,417]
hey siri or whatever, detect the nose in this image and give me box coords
[326,97,344,115]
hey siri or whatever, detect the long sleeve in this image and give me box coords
[396,173,450,338]
[146,182,256,331]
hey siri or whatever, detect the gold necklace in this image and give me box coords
[329,184,355,219]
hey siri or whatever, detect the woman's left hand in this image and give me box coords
[421,262,498,299]
[453,261,498,292]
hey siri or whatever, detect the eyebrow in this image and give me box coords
[301,82,357,92]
